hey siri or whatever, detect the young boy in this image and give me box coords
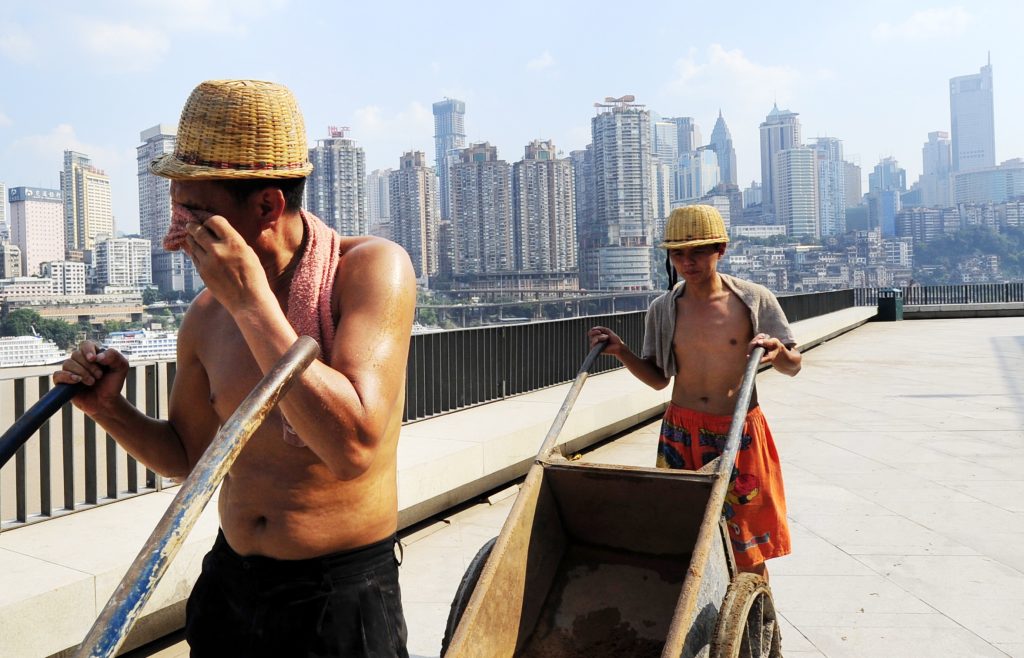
[589,204,801,579]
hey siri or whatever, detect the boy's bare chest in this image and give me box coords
[673,294,752,356]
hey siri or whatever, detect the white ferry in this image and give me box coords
[103,330,178,361]
[0,335,67,368]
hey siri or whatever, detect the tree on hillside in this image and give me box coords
[0,308,41,337]
[0,309,78,349]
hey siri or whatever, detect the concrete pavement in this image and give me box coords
[397,317,1024,657]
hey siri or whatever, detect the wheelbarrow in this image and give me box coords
[441,344,781,658]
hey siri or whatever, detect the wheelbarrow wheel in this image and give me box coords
[711,572,782,658]
[440,537,497,656]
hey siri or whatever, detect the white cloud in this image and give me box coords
[872,7,973,40]
[7,124,135,182]
[527,51,555,71]
[665,44,800,108]
[350,103,435,168]
[0,111,12,128]
[133,0,288,34]
[76,21,170,72]
[660,44,808,185]
[0,24,37,63]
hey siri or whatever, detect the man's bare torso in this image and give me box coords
[671,281,756,416]
[185,236,403,560]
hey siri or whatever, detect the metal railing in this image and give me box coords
[0,286,860,531]
[0,361,175,532]
[778,289,856,323]
[854,283,1024,306]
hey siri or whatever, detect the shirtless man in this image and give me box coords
[589,205,800,580]
[55,80,414,656]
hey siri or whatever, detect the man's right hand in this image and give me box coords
[588,326,627,357]
[53,341,129,416]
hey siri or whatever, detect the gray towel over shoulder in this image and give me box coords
[641,273,796,378]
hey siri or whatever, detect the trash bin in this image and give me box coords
[877,288,903,321]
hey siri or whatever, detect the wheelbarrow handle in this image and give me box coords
[716,346,765,479]
[0,382,83,469]
[536,342,606,460]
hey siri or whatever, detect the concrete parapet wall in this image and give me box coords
[905,302,1024,319]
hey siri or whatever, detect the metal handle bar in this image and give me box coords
[536,342,606,460]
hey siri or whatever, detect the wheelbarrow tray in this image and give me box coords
[443,458,736,658]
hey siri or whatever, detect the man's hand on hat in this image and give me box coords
[184,215,271,313]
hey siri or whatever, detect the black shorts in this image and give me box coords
[185,530,408,658]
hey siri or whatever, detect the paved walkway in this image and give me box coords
[124,316,1024,657]
[397,317,1024,657]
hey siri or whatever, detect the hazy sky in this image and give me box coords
[1,1,1021,234]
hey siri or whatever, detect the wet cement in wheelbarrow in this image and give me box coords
[516,544,690,658]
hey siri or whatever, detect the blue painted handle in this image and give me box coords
[0,383,82,468]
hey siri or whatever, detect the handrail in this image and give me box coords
[74,335,320,658]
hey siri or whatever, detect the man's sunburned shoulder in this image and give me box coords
[336,236,415,287]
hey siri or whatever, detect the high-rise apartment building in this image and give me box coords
[651,161,673,234]
[869,157,907,194]
[667,117,702,155]
[651,118,679,166]
[0,181,8,241]
[137,125,176,247]
[950,59,995,172]
[954,158,1024,204]
[584,96,654,290]
[366,169,393,240]
[389,152,439,283]
[843,161,863,208]
[867,157,906,237]
[895,207,960,243]
[920,131,954,208]
[306,127,367,236]
[433,98,467,221]
[449,143,513,276]
[137,123,199,295]
[512,140,577,274]
[94,236,152,290]
[570,147,596,262]
[773,147,819,239]
[759,105,802,217]
[709,111,738,186]
[742,181,762,209]
[0,242,21,278]
[42,260,87,295]
[9,186,64,276]
[676,148,720,202]
[62,151,113,253]
[812,138,846,237]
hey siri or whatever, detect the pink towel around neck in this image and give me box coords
[282,210,341,446]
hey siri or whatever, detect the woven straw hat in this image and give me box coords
[150,80,313,180]
[660,205,729,249]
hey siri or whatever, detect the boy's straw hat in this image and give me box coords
[150,79,313,180]
[660,205,729,249]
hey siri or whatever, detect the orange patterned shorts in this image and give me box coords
[657,403,791,567]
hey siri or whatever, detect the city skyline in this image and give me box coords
[1,2,1022,234]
